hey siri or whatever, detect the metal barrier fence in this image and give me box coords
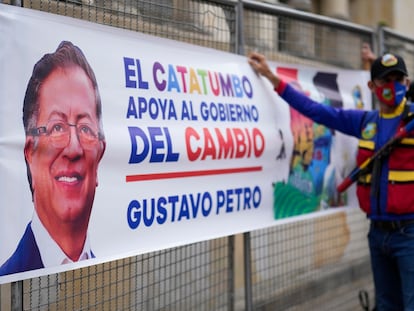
[380,27,414,74]
[2,0,414,310]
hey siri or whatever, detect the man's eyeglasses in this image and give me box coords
[29,120,103,150]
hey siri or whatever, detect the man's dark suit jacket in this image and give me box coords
[0,222,43,276]
[0,222,95,277]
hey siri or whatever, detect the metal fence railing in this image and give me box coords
[2,238,233,311]
[379,26,414,75]
[241,0,373,69]
[2,0,414,310]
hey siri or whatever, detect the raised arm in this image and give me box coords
[247,51,366,138]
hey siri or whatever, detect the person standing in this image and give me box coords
[248,51,414,310]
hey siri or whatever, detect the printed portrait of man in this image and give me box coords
[0,41,106,276]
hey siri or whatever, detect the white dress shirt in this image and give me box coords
[31,211,93,266]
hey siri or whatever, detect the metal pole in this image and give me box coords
[11,281,23,311]
[377,26,385,56]
[236,0,245,55]
[228,235,235,311]
[243,232,253,311]
[11,0,22,6]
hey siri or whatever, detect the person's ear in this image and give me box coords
[24,136,35,165]
[98,140,106,163]
[24,136,35,195]
[367,80,375,92]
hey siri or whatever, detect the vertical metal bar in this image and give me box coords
[370,32,378,57]
[11,0,22,6]
[377,26,385,56]
[243,232,252,311]
[11,281,23,311]
[236,0,245,55]
[228,235,235,311]
[368,31,378,110]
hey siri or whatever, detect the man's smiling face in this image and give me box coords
[25,66,105,234]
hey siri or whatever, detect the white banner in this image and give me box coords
[0,4,371,283]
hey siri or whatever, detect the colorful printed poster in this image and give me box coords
[273,68,368,218]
